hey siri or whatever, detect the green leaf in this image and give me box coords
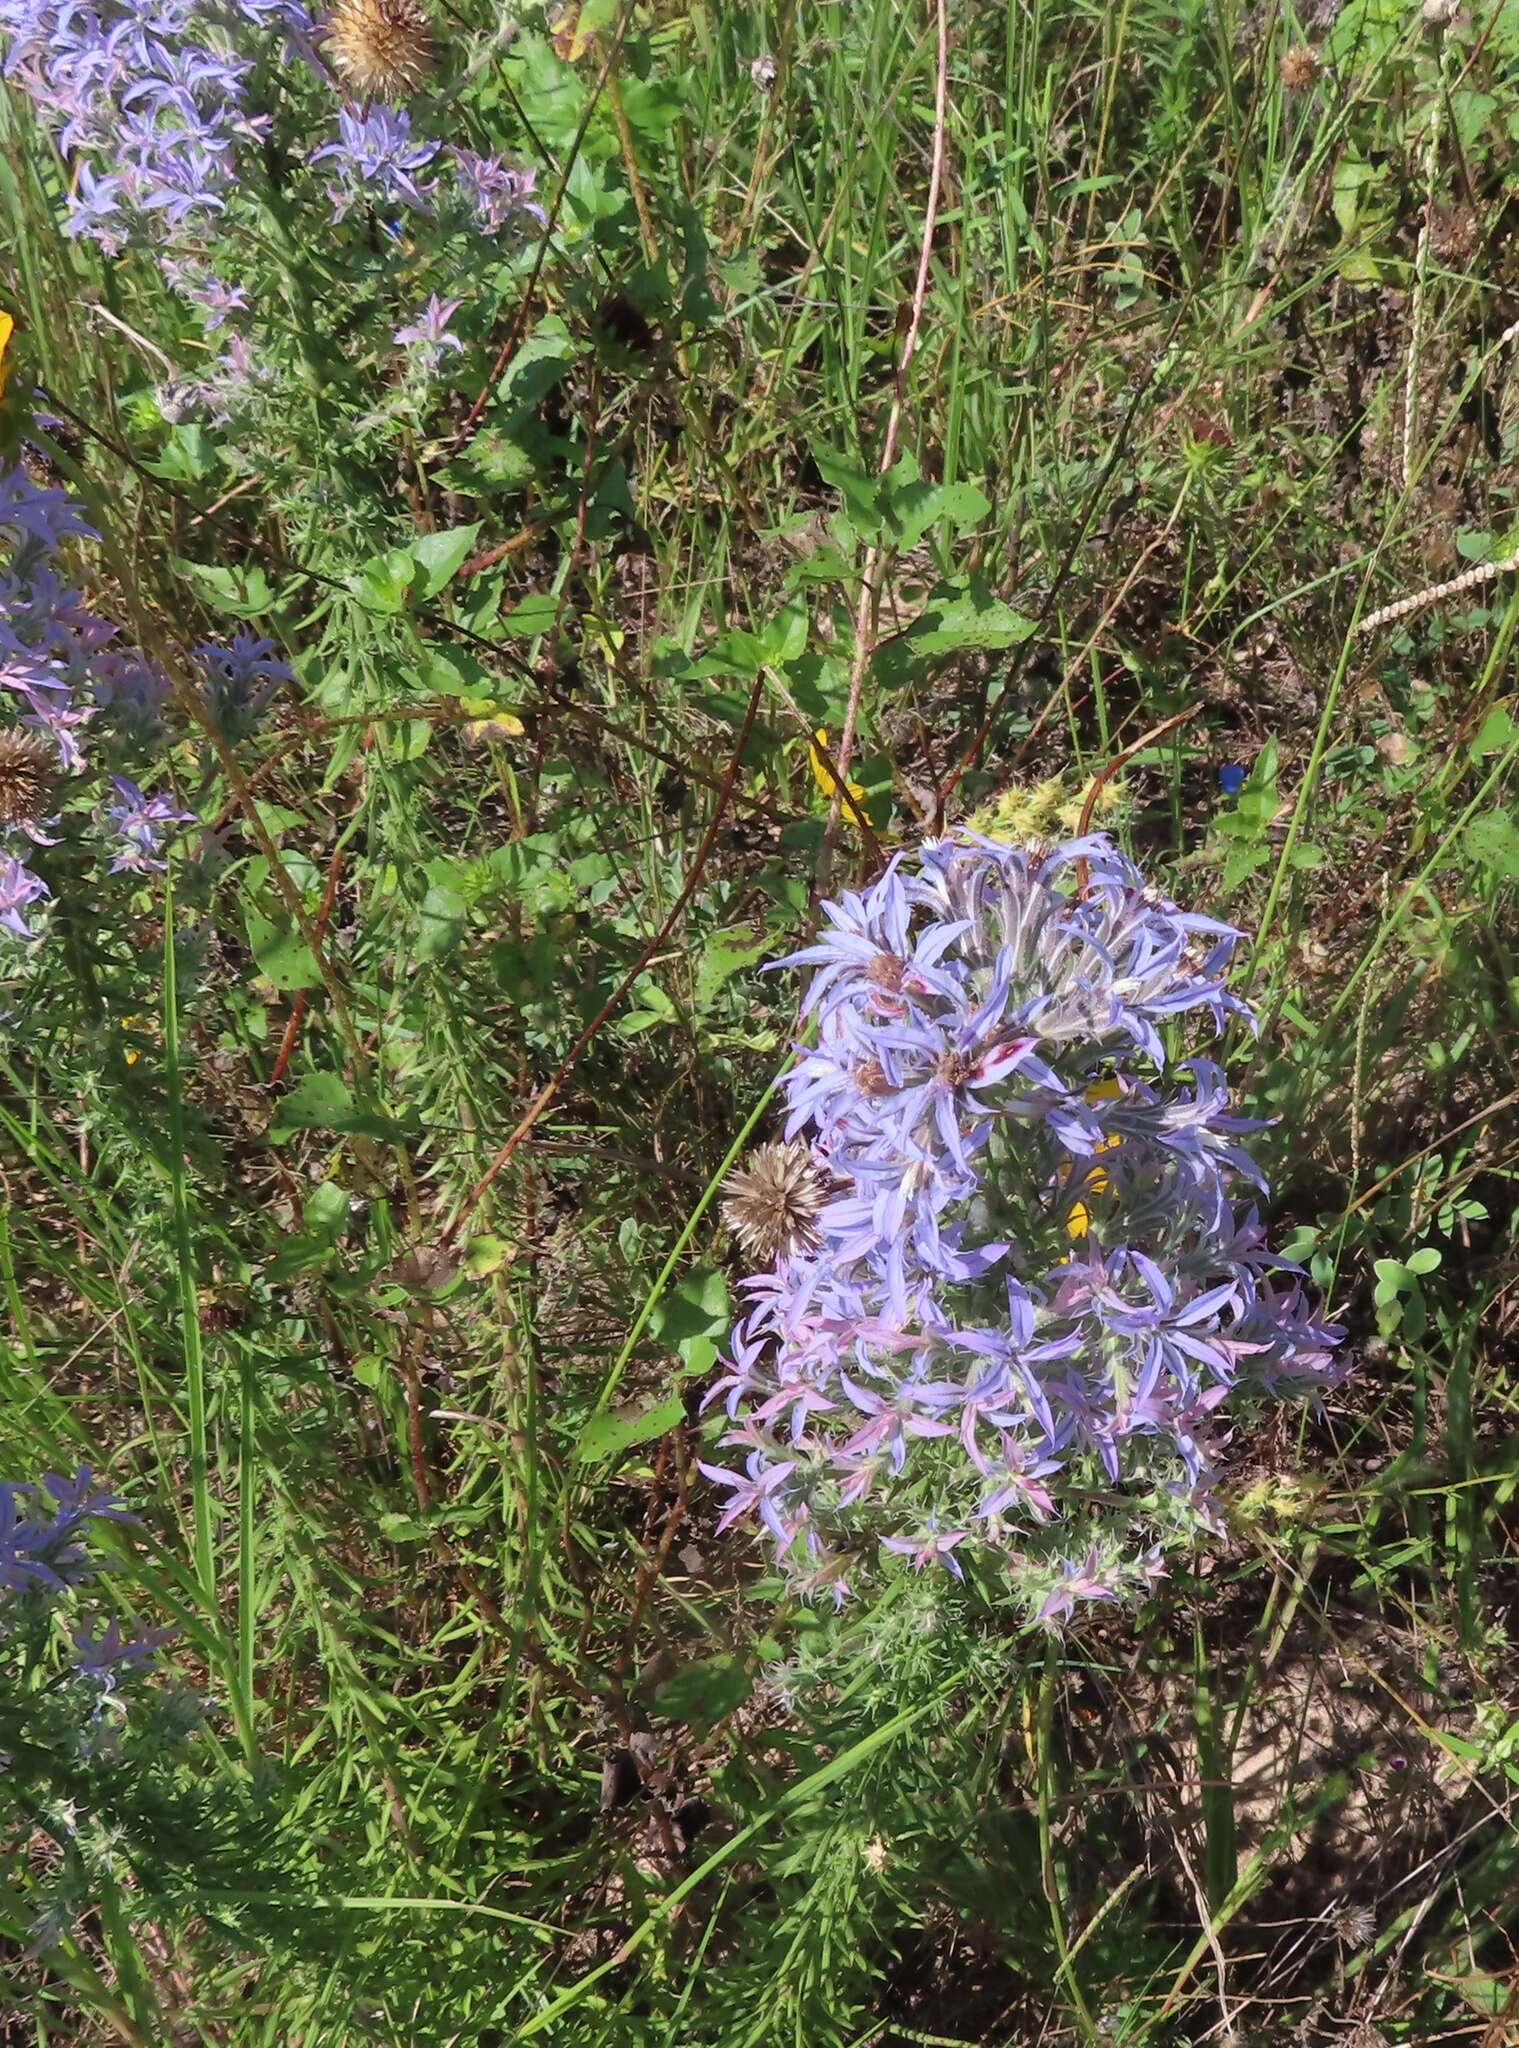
[415,883,468,961]
[758,598,808,669]
[811,444,883,535]
[499,592,560,638]
[247,912,321,991]
[653,1654,753,1727]
[890,479,991,549]
[148,425,219,484]
[694,933,767,1012]
[908,579,1035,654]
[463,1234,514,1278]
[650,1265,730,1376]
[409,523,483,600]
[1463,809,1519,880]
[1468,702,1515,760]
[173,558,277,617]
[303,1181,352,1239]
[420,645,495,696]
[349,548,416,614]
[269,1072,417,1143]
[573,1393,685,1463]
[1405,1246,1442,1276]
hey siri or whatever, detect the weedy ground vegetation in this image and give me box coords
[1,0,1518,2040]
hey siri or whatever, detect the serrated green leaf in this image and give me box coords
[890,479,992,549]
[909,581,1035,654]
[651,1266,730,1374]
[415,883,467,961]
[694,933,767,1012]
[269,1071,417,1143]
[420,645,495,696]
[811,444,883,535]
[1464,809,1519,880]
[653,1654,753,1727]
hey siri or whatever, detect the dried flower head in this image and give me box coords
[723,1140,828,1267]
[1279,43,1320,88]
[324,0,435,99]
[1333,1900,1375,1948]
[0,730,54,825]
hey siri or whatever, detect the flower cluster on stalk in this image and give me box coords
[0,460,271,942]
[705,832,1345,1624]
[0,0,276,251]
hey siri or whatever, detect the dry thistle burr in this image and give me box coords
[0,730,55,827]
[722,1139,828,1267]
[324,0,435,99]
[1279,44,1320,89]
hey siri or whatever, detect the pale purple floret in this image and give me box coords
[0,0,261,247]
[0,855,49,939]
[70,1616,172,1691]
[703,832,1346,1626]
[394,293,464,375]
[315,106,439,216]
[103,775,195,873]
[450,148,544,234]
[0,465,97,557]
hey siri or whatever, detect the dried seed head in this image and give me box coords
[0,730,55,826]
[723,1140,828,1267]
[1279,43,1320,88]
[1333,1900,1375,1948]
[325,0,435,98]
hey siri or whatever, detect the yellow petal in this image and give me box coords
[809,728,865,807]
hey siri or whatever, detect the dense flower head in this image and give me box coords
[704,832,1346,1625]
[323,0,434,99]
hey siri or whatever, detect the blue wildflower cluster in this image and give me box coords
[0,0,284,252]
[0,0,543,424]
[0,462,282,941]
[704,832,1345,1623]
[0,1466,170,1698]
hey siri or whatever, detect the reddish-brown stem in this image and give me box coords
[269,841,347,1087]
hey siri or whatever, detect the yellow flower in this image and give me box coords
[0,310,14,401]
[1056,774,1128,836]
[809,728,865,811]
[1061,1078,1124,1238]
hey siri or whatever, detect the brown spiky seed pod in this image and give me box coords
[325,0,435,98]
[722,1140,828,1268]
[0,730,54,826]
[1279,44,1320,89]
